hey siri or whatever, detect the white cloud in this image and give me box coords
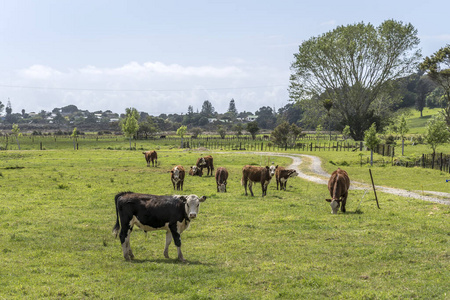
[18,65,62,80]
[320,20,336,27]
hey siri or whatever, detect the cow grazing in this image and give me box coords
[275,167,299,191]
[215,167,228,192]
[196,155,214,176]
[143,150,158,167]
[326,168,350,214]
[112,192,207,262]
[171,165,185,191]
[241,165,278,196]
[188,165,203,177]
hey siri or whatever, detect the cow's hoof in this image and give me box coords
[164,252,169,259]
[178,257,186,263]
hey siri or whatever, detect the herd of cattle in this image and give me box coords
[113,151,351,261]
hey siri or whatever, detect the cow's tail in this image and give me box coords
[112,192,128,237]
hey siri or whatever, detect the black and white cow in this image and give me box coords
[112,192,207,262]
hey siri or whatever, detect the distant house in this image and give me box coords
[246,115,258,122]
[208,118,217,123]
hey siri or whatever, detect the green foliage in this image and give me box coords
[246,121,259,140]
[342,125,351,139]
[290,20,421,140]
[217,125,226,139]
[424,114,450,154]
[364,123,380,151]
[420,45,450,125]
[176,125,187,138]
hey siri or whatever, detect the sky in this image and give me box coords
[0,0,449,116]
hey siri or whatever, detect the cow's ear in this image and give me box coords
[179,196,187,203]
[200,196,207,202]
[325,199,332,202]
[266,166,270,170]
[275,165,278,168]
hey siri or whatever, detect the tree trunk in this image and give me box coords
[370,150,374,166]
[402,138,405,156]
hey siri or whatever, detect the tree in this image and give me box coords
[217,125,226,139]
[227,99,238,117]
[397,114,409,156]
[121,108,140,150]
[415,76,433,117]
[200,100,215,117]
[5,100,16,124]
[0,100,4,115]
[176,125,187,148]
[420,45,450,126]
[342,125,351,140]
[71,127,79,150]
[255,106,277,129]
[246,121,259,140]
[191,127,202,138]
[233,123,243,138]
[11,124,21,150]
[316,124,323,140]
[138,116,158,139]
[364,123,380,166]
[424,115,450,163]
[290,20,421,140]
[323,99,333,140]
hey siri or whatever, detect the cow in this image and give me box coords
[142,150,157,167]
[241,165,278,196]
[171,165,185,191]
[215,167,228,192]
[275,167,299,191]
[188,165,203,177]
[196,155,214,176]
[112,192,207,262]
[326,168,350,214]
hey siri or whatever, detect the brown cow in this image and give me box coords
[143,150,157,167]
[171,165,185,191]
[241,165,278,196]
[215,167,228,192]
[275,167,299,191]
[326,168,350,214]
[196,155,214,176]
[188,165,203,177]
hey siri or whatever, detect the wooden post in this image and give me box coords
[369,169,380,209]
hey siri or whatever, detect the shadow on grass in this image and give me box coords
[130,258,216,266]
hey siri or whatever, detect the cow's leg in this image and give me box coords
[243,179,248,196]
[341,192,348,213]
[261,182,266,196]
[164,230,172,258]
[249,181,254,197]
[169,224,185,262]
[120,227,134,261]
[276,179,279,190]
[172,180,176,190]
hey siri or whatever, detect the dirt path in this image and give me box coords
[279,153,450,206]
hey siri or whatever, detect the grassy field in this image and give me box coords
[0,147,449,299]
[405,107,442,135]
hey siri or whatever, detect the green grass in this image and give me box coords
[0,148,449,299]
[405,107,442,134]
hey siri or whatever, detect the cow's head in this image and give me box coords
[190,165,198,173]
[268,165,278,177]
[218,182,227,193]
[326,198,341,214]
[171,167,181,180]
[287,169,299,178]
[180,195,207,219]
[197,157,207,167]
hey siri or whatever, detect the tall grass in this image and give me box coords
[0,148,449,299]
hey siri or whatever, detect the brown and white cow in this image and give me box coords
[112,192,206,262]
[326,168,350,214]
[241,165,278,196]
[196,155,214,176]
[171,165,185,191]
[275,167,299,191]
[143,150,157,167]
[215,167,228,192]
[188,165,203,177]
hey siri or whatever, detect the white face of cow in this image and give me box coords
[330,200,340,214]
[191,166,198,173]
[172,167,180,180]
[199,157,206,167]
[289,170,299,178]
[183,195,207,219]
[269,165,277,177]
[218,183,226,192]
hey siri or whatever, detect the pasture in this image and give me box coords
[0,147,449,299]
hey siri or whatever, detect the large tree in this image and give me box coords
[420,45,450,126]
[121,108,140,149]
[289,20,421,140]
[200,100,215,117]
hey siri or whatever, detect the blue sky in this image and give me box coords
[0,0,449,116]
